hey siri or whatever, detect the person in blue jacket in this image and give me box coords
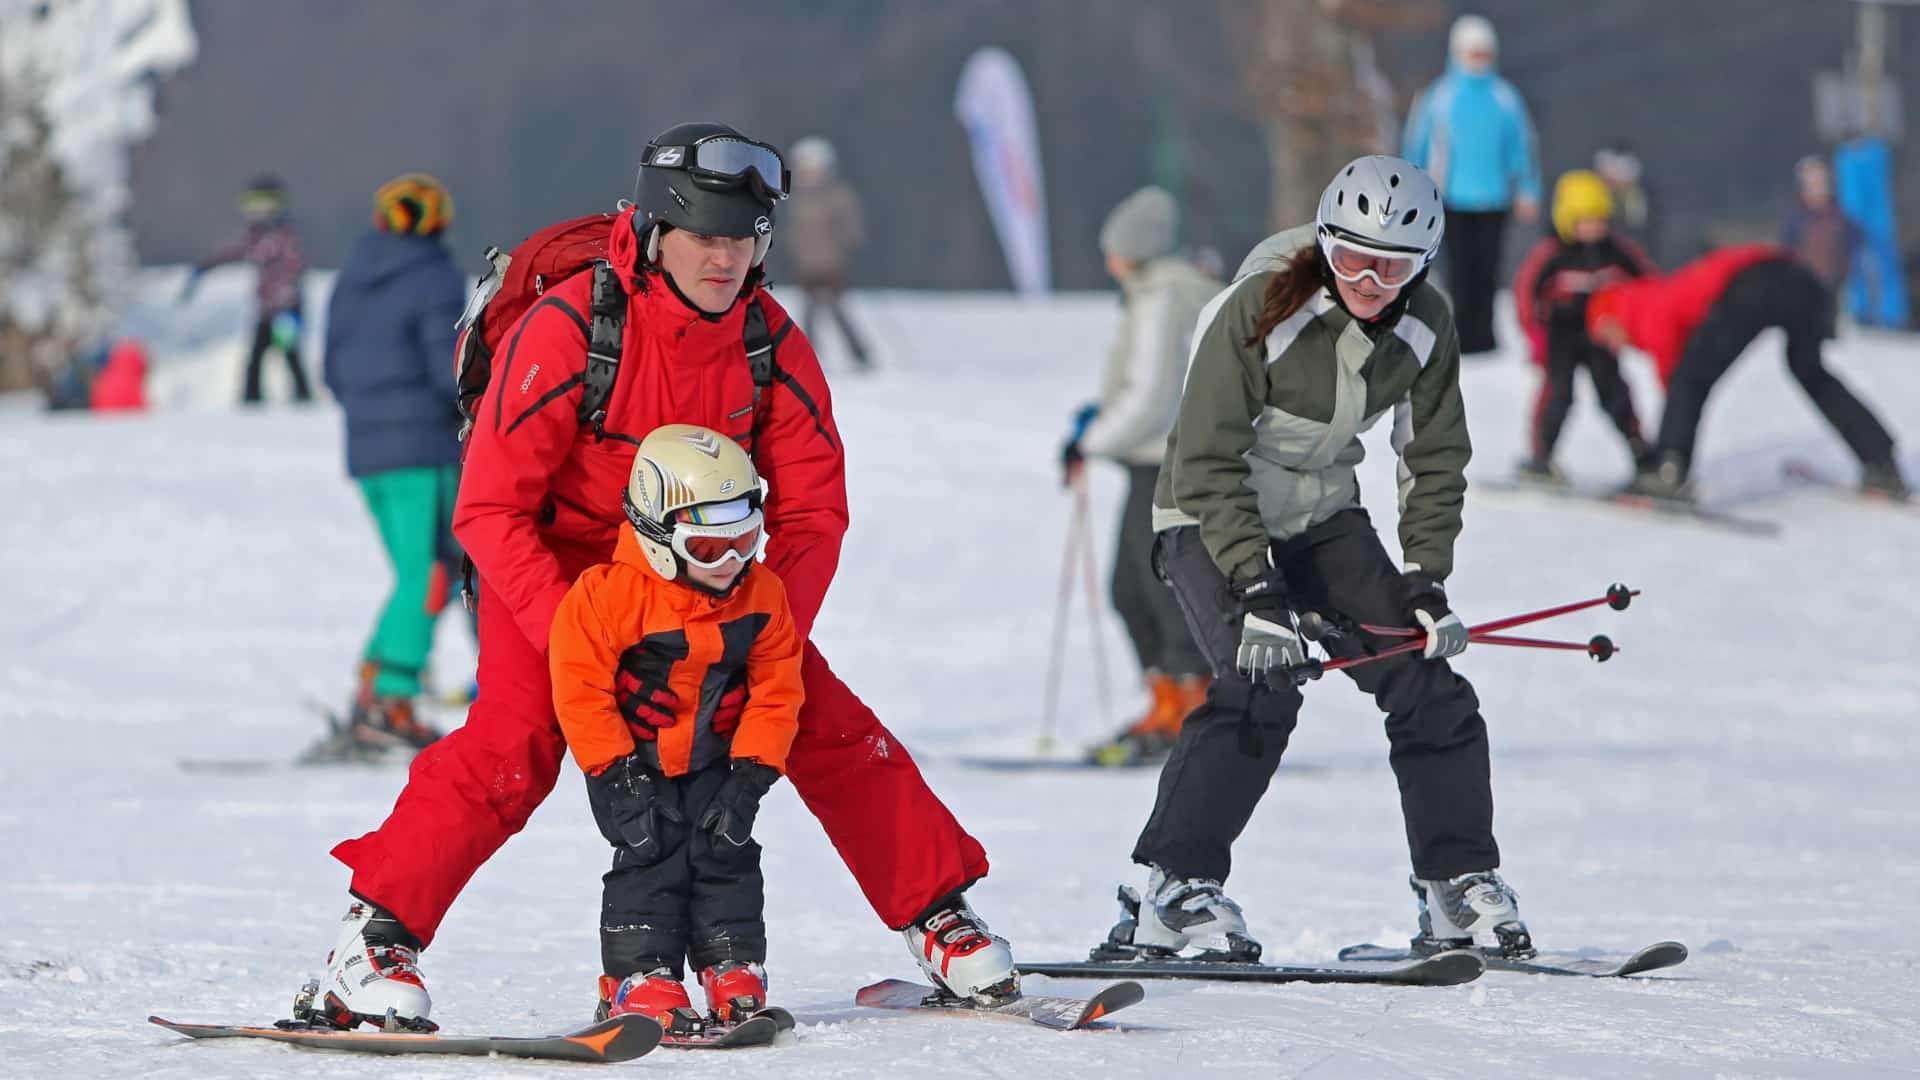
[1402,14,1541,356]
[322,173,466,748]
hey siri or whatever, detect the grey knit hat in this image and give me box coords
[1099,186,1178,262]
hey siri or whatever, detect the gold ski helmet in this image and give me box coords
[623,424,768,587]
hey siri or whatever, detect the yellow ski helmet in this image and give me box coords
[1552,170,1614,243]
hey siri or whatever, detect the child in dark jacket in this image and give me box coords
[322,174,466,747]
[1512,169,1657,482]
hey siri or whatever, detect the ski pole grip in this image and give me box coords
[1280,658,1324,687]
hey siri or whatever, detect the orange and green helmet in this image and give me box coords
[373,173,454,236]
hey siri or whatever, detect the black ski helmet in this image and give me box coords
[633,121,787,268]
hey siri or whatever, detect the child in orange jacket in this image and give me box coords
[549,423,802,1030]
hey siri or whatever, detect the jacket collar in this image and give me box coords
[613,527,743,613]
[608,206,758,335]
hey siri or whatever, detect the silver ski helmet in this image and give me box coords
[1315,155,1444,291]
[633,121,787,268]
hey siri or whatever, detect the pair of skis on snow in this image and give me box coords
[1479,457,1913,538]
[151,938,1686,1062]
[148,984,1133,1063]
[150,1003,796,1063]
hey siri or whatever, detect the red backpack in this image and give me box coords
[452,212,777,442]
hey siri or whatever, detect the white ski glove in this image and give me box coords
[1237,611,1306,677]
[1232,572,1305,678]
[1403,570,1469,660]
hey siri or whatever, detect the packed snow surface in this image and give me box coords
[3,286,1917,1077]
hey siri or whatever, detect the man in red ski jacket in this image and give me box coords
[315,123,1014,1032]
[1588,244,1907,500]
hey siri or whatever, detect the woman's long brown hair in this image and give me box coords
[1245,246,1327,348]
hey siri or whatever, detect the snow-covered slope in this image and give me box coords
[3,291,1917,1077]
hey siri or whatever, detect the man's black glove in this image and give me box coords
[696,760,782,847]
[589,753,683,860]
[1231,569,1304,678]
[1402,570,1468,659]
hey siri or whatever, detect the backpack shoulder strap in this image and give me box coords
[743,297,775,400]
[742,297,792,447]
[581,260,627,440]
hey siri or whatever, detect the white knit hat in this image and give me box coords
[1449,15,1497,63]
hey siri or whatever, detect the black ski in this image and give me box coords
[179,699,433,773]
[1016,949,1483,987]
[1337,940,1688,978]
[855,978,1143,1030]
[949,755,1324,776]
[1782,458,1916,512]
[949,755,1161,773]
[1476,479,1780,537]
[148,1013,661,1063]
[659,1006,794,1049]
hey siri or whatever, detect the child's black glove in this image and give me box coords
[697,761,781,847]
[589,753,684,860]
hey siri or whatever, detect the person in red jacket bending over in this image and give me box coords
[1588,245,1908,501]
[312,122,1013,1033]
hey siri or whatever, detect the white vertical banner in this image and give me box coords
[954,47,1050,296]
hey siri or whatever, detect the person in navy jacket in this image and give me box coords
[322,173,466,745]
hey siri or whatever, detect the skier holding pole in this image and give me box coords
[1104,156,1533,962]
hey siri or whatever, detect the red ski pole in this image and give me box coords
[1283,586,1635,684]
[1353,584,1638,639]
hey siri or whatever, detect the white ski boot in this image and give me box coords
[1096,867,1262,961]
[901,893,1017,1002]
[315,899,434,1030]
[1410,871,1534,958]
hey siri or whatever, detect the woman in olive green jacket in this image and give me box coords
[1112,156,1532,964]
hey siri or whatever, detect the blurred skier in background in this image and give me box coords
[782,136,873,371]
[320,172,466,752]
[181,175,313,405]
[1589,244,1909,501]
[1511,170,1656,484]
[1402,14,1541,356]
[1782,154,1862,300]
[1063,186,1218,766]
[1593,142,1656,258]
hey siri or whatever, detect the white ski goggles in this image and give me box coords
[1319,232,1426,289]
[670,498,767,569]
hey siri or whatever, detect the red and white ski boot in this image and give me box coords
[601,969,694,1029]
[318,899,434,1030]
[901,893,1018,1002]
[698,961,767,1023]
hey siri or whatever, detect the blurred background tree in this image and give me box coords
[105,1,1920,297]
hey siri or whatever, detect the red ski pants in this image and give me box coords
[332,583,989,948]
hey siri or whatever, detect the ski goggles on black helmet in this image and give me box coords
[642,135,790,205]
